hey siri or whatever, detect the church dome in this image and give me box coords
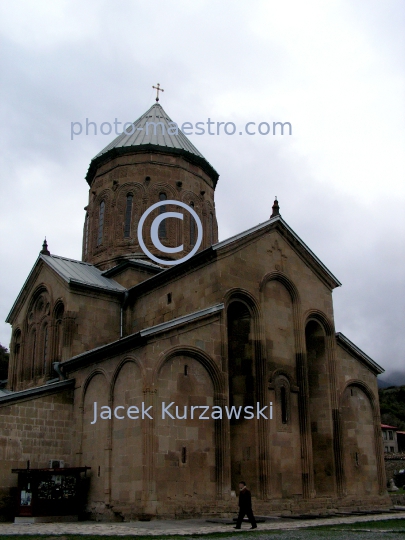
[82,102,219,270]
[85,103,219,187]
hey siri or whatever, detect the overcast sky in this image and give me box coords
[0,0,404,379]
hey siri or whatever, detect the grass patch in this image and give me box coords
[0,535,266,540]
[0,521,404,539]
[307,518,405,531]
[0,536,267,540]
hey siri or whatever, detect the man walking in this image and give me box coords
[234,481,257,530]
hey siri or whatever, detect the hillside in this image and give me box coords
[378,371,405,388]
[379,385,405,430]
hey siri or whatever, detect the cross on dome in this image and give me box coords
[152,83,164,102]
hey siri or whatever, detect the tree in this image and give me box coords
[0,344,9,381]
[379,386,405,431]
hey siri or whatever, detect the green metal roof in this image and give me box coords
[86,103,219,185]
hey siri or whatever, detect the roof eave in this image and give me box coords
[336,332,384,375]
[6,255,125,325]
[0,379,74,405]
[85,144,219,187]
[126,216,341,299]
[214,216,342,290]
[62,332,144,372]
[62,303,224,372]
[101,259,163,279]
[6,255,44,324]
[68,279,126,297]
[127,247,216,298]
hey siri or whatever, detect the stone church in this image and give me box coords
[0,99,390,520]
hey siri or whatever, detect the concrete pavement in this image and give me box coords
[0,511,404,536]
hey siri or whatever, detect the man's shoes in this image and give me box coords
[233,526,241,529]
[250,526,257,529]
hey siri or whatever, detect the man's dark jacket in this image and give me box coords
[238,487,252,509]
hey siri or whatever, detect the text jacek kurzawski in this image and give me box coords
[91,402,273,424]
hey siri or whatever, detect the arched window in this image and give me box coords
[274,375,291,430]
[190,202,195,246]
[159,193,167,239]
[42,324,49,376]
[30,329,37,379]
[84,213,90,255]
[209,213,214,245]
[97,200,105,246]
[13,330,21,361]
[281,386,288,424]
[124,194,133,238]
[23,289,50,384]
[54,303,64,362]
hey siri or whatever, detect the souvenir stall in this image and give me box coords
[12,465,90,521]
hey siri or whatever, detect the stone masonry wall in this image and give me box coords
[0,389,74,520]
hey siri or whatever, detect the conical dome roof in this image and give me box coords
[85,103,218,185]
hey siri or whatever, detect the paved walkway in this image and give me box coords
[0,511,404,536]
